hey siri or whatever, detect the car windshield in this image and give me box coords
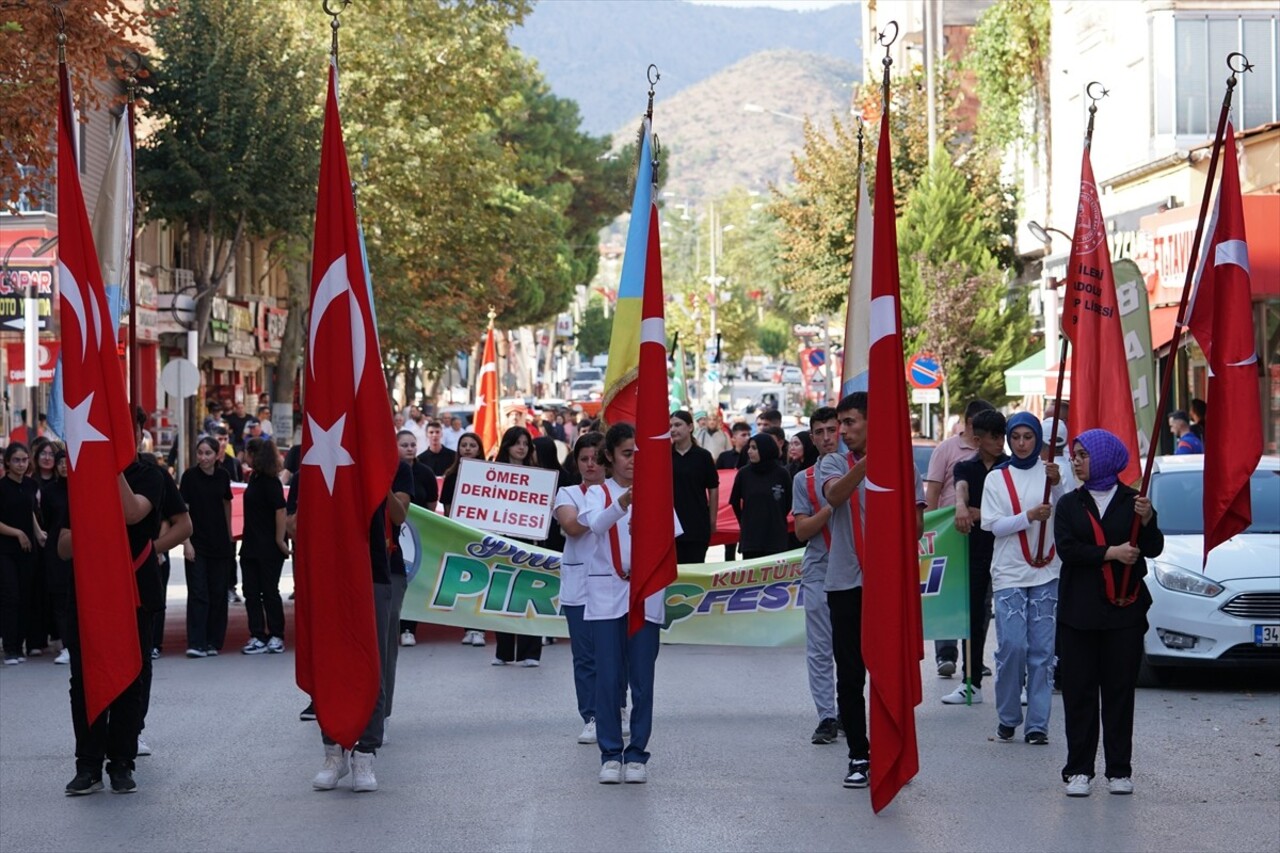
[1149,468,1280,535]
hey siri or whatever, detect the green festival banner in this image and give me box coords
[400,505,969,646]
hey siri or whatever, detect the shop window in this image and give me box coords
[1171,14,1278,137]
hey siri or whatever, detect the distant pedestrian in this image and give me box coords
[728,435,792,559]
[179,437,235,658]
[669,411,718,564]
[785,430,818,479]
[440,432,487,649]
[0,443,41,664]
[239,439,290,655]
[396,429,438,648]
[492,426,541,666]
[1168,410,1203,454]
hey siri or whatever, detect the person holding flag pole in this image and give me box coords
[578,68,679,786]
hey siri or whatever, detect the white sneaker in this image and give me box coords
[351,750,377,792]
[1108,777,1134,795]
[578,718,597,744]
[598,760,622,784]
[621,707,631,738]
[469,631,486,646]
[520,659,540,668]
[1065,774,1091,797]
[267,637,285,654]
[136,736,152,757]
[54,648,70,665]
[491,657,507,666]
[312,744,349,790]
[624,762,647,783]
[941,685,982,705]
[242,638,268,655]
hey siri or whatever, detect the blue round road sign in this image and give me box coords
[907,353,943,389]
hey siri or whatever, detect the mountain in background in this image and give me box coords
[620,49,858,201]
[511,0,861,137]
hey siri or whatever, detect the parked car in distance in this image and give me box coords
[1140,455,1280,684]
[780,365,803,385]
[911,439,937,477]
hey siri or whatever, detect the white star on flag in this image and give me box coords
[63,392,109,469]
[303,413,355,494]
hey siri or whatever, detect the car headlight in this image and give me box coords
[1152,562,1224,597]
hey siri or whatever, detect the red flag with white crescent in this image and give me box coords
[1185,124,1262,562]
[475,326,501,458]
[295,60,398,749]
[57,60,140,723]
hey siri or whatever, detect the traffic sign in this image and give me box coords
[911,387,941,404]
[906,352,943,389]
[161,358,200,399]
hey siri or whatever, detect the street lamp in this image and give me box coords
[1026,220,1072,245]
[742,102,804,123]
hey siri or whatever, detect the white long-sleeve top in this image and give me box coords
[576,478,682,624]
[553,484,593,607]
[980,461,1063,590]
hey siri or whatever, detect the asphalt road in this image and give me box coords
[1,561,1277,853]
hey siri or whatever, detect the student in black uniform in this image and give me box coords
[240,439,291,655]
[179,437,235,658]
[396,430,437,647]
[0,443,41,664]
[728,435,792,559]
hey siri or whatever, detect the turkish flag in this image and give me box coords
[630,183,676,635]
[57,61,140,723]
[1186,124,1262,562]
[1063,150,1142,484]
[295,60,398,749]
[475,326,501,458]
[862,108,923,814]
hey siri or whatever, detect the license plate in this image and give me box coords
[1256,625,1280,646]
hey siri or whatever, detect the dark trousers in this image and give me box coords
[0,552,34,657]
[495,631,541,663]
[1058,622,1145,781]
[27,549,48,651]
[241,553,286,641]
[827,586,869,761]
[67,593,148,772]
[723,543,738,561]
[47,553,73,649]
[149,554,170,654]
[185,555,231,652]
[676,539,708,565]
[593,615,659,765]
[399,620,419,634]
[563,604,596,723]
[961,555,993,688]
[322,582,391,753]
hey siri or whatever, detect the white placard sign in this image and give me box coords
[448,458,559,540]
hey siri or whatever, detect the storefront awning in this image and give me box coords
[1004,349,1048,397]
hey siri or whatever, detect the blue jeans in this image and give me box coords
[563,604,595,723]
[593,616,659,765]
[993,579,1058,734]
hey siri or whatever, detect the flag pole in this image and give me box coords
[126,57,141,440]
[1126,53,1251,546]
[1034,82,1107,564]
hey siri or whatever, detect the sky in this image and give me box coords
[689,0,854,10]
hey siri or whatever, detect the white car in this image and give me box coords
[1140,454,1280,684]
[780,365,803,385]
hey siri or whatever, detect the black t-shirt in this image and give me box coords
[729,464,793,555]
[220,455,244,483]
[417,446,456,477]
[0,476,38,556]
[283,444,301,475]
[241,475,287,561]
[38,477,69,567]
[224,412,250,450]
[125,461,172,612]
[440,470,459,512]
[953,452,1007,567]
[387,461,414,577]
[672,445,719,544]
[716,448,747,470]
[180,466,235,559]
[410,461,439,510]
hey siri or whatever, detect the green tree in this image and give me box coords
[136,0,322,346]
[967,0,1052,152]
[757,315,790,360]
[575,297,612,359]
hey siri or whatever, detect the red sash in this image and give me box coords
[601,485,627,580]
[1001,468,1055,568]
[847,452,865,564]
[805,467,831,550]
[1085,505,1137,607]
[132,540,153,571]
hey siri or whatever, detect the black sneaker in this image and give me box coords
[1025,731,1049,745]
[982,665,993,677]
[299,701,317,721]
[106,764,136,794]
[936,659,957,678]
[843,759,870,789]
[65,770,103,796]
[996,724,1016,741]
[811,717,839,745]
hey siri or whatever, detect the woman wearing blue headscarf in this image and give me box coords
[979,412,1065,747]
[1053,428,1162,798]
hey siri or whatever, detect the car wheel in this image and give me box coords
[1136,654,1170,688]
